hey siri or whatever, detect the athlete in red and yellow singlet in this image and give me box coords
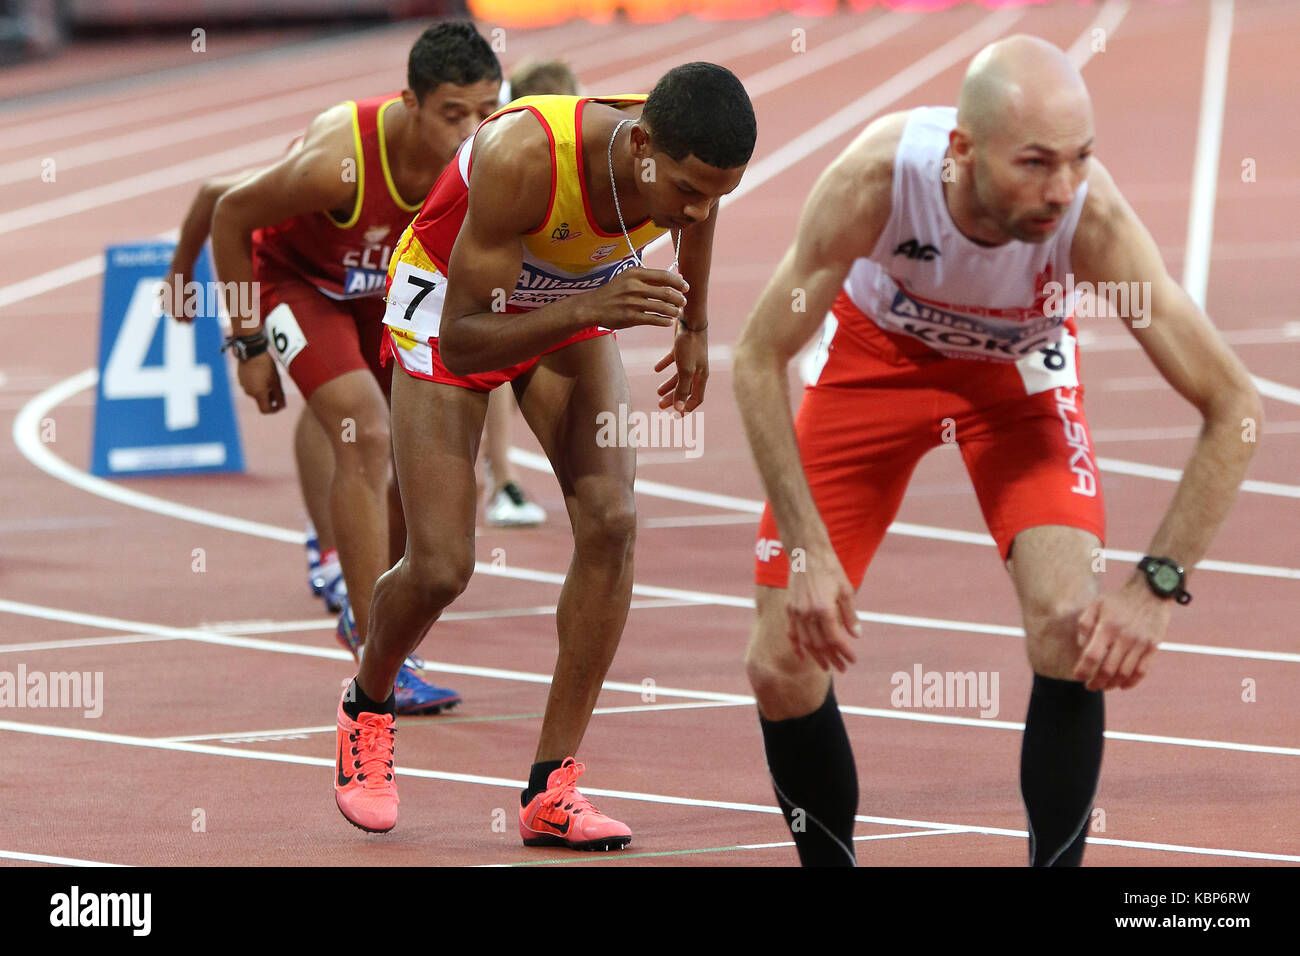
[167,24,503,724]
[382,93,667,391]
[346,68,757,847]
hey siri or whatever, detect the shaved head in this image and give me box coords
[957,34,1091,145]
[947,35,1096,244]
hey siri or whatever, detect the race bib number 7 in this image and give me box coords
[384,262,445,339]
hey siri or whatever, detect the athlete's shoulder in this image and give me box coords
[1072,159,1132,260]
[464,108,554,232]
[473,106,554,174]
[797,111,905,258]
[826,110,907,200]
[299,101,358,157]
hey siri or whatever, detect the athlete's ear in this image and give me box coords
[401,88,420,112]
[630,123,652,160]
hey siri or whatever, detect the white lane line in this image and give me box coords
[4,598,1299,751]
[0,849,126,867]
[1097,455,1300,500]
[0,134,292,236]
[2,716,1293,862]
[1182,0,1235,308]
[1065,0,1131,68]
[478,828,968,865]
[700,6,1027,220]
[0,633,175,654]
[595,16,798,92]
[159,726,335,743]
[1093,421,1300,442]
[13,369,305,544]
[156,701,751,744]
[1077,322,1300,352]
[740,12,919,98]
[1253,375,1300,407]
[642,513,762,528]
[512,448,1300,580]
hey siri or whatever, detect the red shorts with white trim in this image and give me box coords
[255,260,390,401]
[754,292,1106,589]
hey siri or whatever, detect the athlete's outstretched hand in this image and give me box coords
[588,267,689,331]
[1072,579,1169,690]
[655,323,708,413]
[786,544,862,673]
[237,351,286,414]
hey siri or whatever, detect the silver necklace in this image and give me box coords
[607,118,679,272]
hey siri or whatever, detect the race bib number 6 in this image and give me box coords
[264,302,308,368]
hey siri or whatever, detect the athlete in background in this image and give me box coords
[167,22,501,714]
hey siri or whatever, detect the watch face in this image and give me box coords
[1152,564,1180,593]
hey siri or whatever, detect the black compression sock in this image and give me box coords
[1020,673,1105,867]
[342,678,396,721]
[759,686,859,867]
[522,760,565,807]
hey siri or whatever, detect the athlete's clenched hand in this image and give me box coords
[237,350,286,414]
[584,267,689,331]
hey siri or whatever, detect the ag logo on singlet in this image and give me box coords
[893,238,940,261]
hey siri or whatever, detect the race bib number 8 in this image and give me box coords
[385,262,445,340]
[1016,332,1079,396]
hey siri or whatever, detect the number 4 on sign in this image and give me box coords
[103,278,212,430]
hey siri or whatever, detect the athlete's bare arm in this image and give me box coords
[439,110,689,376]
[732,113,905,672]
[165,168,259,322]
[210,104,358,335]
[654,197,717,413]
[207,105,357,413]
[1067,160,1264,690]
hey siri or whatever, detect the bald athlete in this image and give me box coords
[734,35,1261,866]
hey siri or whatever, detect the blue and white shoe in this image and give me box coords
[307,524,324,597]
[394,665,462,716]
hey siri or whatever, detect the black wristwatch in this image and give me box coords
[1138,555,1191,605]
[223,330,268,362]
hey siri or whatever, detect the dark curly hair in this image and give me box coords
[642,62,756,169]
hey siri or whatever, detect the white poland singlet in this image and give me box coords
[841,106,1088,366]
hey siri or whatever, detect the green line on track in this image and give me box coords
[497,843,772,866]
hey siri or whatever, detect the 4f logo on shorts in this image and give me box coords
[755,538,784,562]
[893,238,940,261]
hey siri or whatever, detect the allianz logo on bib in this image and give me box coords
[342,268,387,296]
[886,287,1062,360]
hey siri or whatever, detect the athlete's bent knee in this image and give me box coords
[573,494,637,557]
[745,636,827,719]
[403,550,473,613]
[1022,596,1091,677]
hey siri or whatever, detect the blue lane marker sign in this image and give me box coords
[91,241,245,477]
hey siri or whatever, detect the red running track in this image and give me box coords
[0,1,1297,867]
